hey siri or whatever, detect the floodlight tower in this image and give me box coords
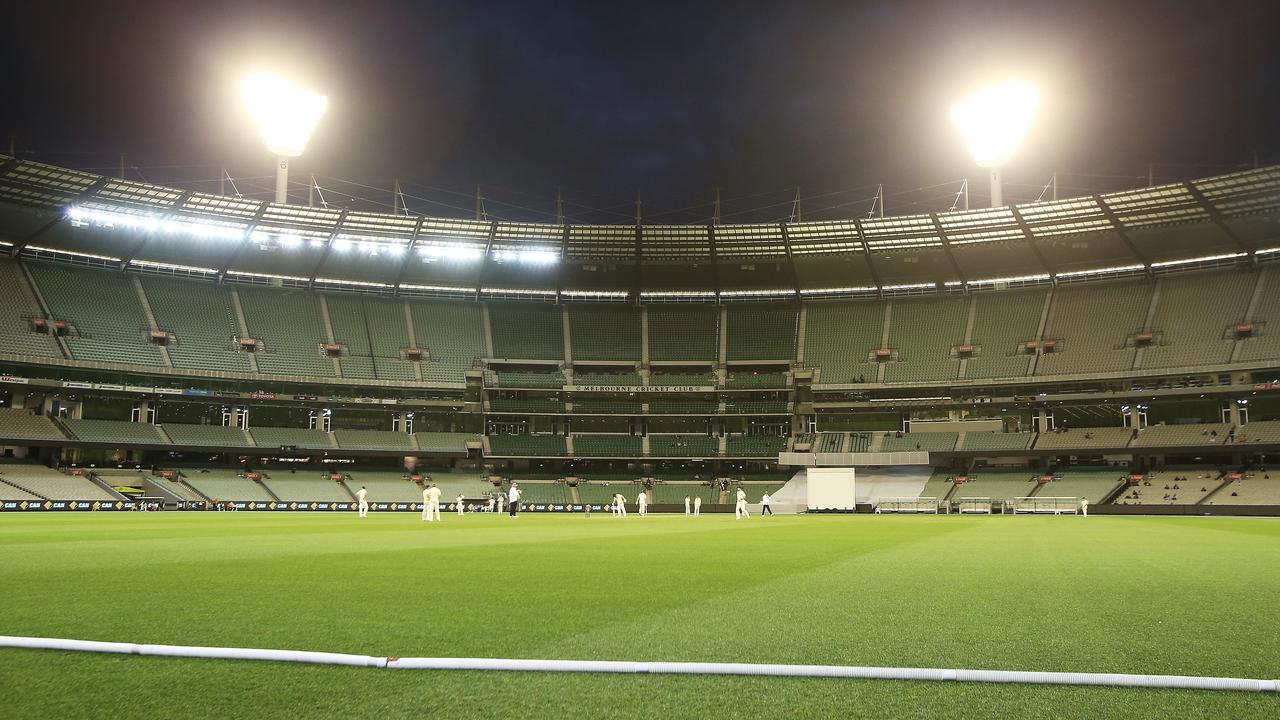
[951,82,1038,207]
[242,74,328,204]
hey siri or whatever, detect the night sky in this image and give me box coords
[3,0,1277,222]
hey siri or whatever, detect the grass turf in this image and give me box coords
[1,512,1278,718]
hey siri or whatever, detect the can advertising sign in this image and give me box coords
[1,500,134,512]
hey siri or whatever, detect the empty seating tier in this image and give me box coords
[408,299,484,384]
[1131,423,1234,448]
[263,474,353,502]
[333,430,415,451]
[965,289,1044,379]
[880,432,958,453]
[29,262,165,366]
[0,258,62,358]
[488,435,567,456]
[489,304,564,360]
[569,305,641,361]
[143,276,250,373]
[162,424,252,447]
[803,300,883,385]
[1035,280,1148,376]
[647,306,718,361]
[237,286,335,377]
[725,435,786,457]
[573,435,642,457]
[650,435,718,457]
[0,465,118,500]
[726,305,796,361]
[248,427,334,449]
[180,469,276,501]
[960,432,1033,452]
[62,419,167,445]
[0,409,66,441]
[882,297,966,383]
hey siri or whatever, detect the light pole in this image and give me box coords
[242,74,328,205]
[951,82,1038,208]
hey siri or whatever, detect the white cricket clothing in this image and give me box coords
[356,488,369,518]
[1080,499,1089,517]
[508,486,520,503]
[693,496,701,516]
[456,495,465,515]
[735,489,749,519]
[422,487,442,522]
[637,493,648,516]
[684,497,691,516]
[356,488,368,503]
[761,493,771,505]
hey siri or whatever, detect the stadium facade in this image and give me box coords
[1,154,1279,513]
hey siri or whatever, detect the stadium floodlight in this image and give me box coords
[951,82,1038,207]
[241,74,328,204]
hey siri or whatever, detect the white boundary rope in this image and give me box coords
[2,635,1276,693]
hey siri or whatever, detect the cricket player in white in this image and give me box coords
[760,492,773,516]
[1080,498,1088,517]
[637,490,648,516]
[487,495,496,513]
[508,483,521,517]
[684,496,691,516]
[356,486,369,518]
[615,493,628,518]
[456,493,466,516]
[735,487,750,520]
[422,483,442,522]
[693,495,701,516]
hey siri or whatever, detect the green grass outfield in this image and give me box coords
[1,512,1278,719]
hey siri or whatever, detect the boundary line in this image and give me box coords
[1,635,1277,692]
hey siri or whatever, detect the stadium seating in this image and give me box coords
[723,399,788,414]
[1038,469,1126,502]
[0,464,118,500]
[180,469,275,501]
[965,289,1045,379]
[569,305,641,361]
[0,409,66,441]
[918,470,956,500]
[648,372,716,386]
[144,472,203,501]
[161,423,252,447]
[236,286,335,377]
[572,434,642,457]
[0,259,63,358]
[725,372,788,389]
[489,396,564,413]
[413,433,477,453]
[952,469,1040,502]
[959,431,1033,452]
[649,435,718,456]
[332,430,415,451]
[650,482,719,505]
[1117,468,1221,505]
[803,300,883,384]
[1033,426,1134,450]
[1207,472,1280,505]
[328,294,417,381]
[648,398,719,414]
[735,483,785,502]
[28,262,165,366]
[1035,280,1147,376]
[407,299,484,383]
[1237,270,1280,362]
[882,297,966,383]
[726,304,796,360]
[1141,270,1251,369]
[880,432,958,453]
[575,481,637,504]
[489,303,564,360]
[488,434,566,456]
[344,472,423,503]
[570,398,644,414]
[724,434,786,457]
[489,371,565,388]
[248,426,334,449]
[142,276,250,373]
[1131,423,1233,448]
[647,306,718,361]
[1233,421,1280,445]
[263,474,353,502]
[573,372,642,386]
[62,419,168,444]
[511,481,571,504]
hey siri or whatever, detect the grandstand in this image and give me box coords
[28,262,165,366]
[489,304,564,361]
[882,296,966,383]
[0,409,65,441]
[647,306,718,362]
[262,474,353,502]
[142,276,251,373]
[236,285,335,377]
[569,305,641,361]
[726,304,796,361]
[162,423,252,447]
[0,258,64,358]
[0,464,117,501]
[803,300,883,385]
[179,469,275,502]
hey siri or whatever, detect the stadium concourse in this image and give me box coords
[0,157,1278,514]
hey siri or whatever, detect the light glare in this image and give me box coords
[242,74,328,157]
[951,82,1039,167]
